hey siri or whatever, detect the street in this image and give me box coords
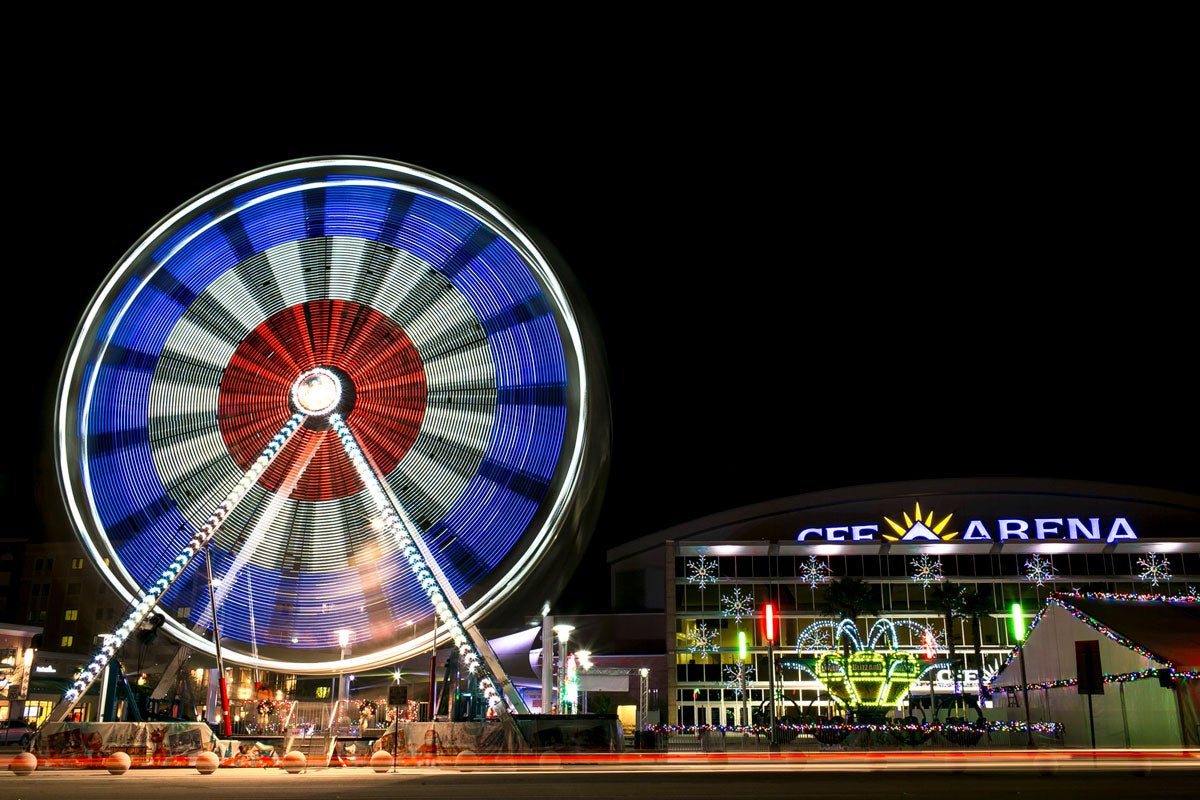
[4,747,1200,800]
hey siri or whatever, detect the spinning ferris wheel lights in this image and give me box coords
[56,156,610,707]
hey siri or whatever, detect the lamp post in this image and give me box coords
[337,629,352,713]
[1010,603,1035,749]
[553,624,575,715]
[764,604,777,749]
[637,667,649,748]
[204,546,231,736]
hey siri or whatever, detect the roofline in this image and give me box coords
[606,477,1200,562]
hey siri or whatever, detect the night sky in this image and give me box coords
[9,53,1193,618]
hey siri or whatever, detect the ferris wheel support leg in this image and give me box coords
[331,413,529,716]
[49,414,307,723]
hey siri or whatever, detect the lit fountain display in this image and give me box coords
[796,618,950,717]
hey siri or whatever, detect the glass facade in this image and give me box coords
[670,546,1200,727]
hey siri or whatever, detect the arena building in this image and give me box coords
[604,478,1200,733]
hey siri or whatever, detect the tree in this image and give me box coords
[958,588,995,717]
[819,576,881,661]
[818,576,880,723]
[926,582,967,719]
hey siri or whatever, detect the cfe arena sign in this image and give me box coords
[796,502,1138,545]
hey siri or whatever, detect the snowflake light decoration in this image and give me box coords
[686,622,720,658]
[723,661,755,695]
[721,587,754,622]
[1137,552,1171,587]
[799,555,832,589]
[686,555,719,591]
[1024,554,1054,587]
[909,554,944,588]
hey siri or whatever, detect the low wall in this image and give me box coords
[371,714,624,758]
[29,721,223,767]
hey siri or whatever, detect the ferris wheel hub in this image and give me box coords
[291,368,342,416]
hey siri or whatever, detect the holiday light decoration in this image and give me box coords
[686,555,719,591]
[565,653,579,709]
[723,661,755,695]
[1024,553,1054,587]
[799,555,832,589]
[720,587,754,622]
[794,617,945,715]
[686,622,720,658]
[815,649,920,710]
[988,591,1200,697]
[1136,552,1171,586]
[922,628,939,660]
[909,555,944,587]
[645,720,1062,736]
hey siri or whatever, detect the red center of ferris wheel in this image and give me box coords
[217,299,428,502]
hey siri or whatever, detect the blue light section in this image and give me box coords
[235,184,310,254]
[323,183,406,240]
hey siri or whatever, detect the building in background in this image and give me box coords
[605,478,1200,731]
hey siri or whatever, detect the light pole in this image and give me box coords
[637,667,649,748]
[764,604,777,749]
[1010,603,1035,749]
[204,546,231,736]
[553,624,574,715]
[337,629,352,715]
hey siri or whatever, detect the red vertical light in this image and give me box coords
[764,603,776,642]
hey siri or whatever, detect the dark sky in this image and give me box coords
[9,51,1193,617]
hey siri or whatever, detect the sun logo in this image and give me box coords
[882,502,958,542]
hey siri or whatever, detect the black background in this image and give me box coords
[8,33,1193,615]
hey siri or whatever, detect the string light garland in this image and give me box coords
[643,720,1063,736]
[990,591,1200,695]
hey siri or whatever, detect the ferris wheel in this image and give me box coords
[53,156,610,712]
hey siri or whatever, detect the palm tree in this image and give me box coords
[958,588,995,717]
[818,575,880,723]
[819,576,881,662]
[927,582,967,719]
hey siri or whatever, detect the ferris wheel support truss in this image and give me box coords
[51,408,525,722]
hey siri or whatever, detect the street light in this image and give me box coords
[763,603,777,747]
[1010,603,1035,749]
[637,667,649,748]
[337,629,352,710]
